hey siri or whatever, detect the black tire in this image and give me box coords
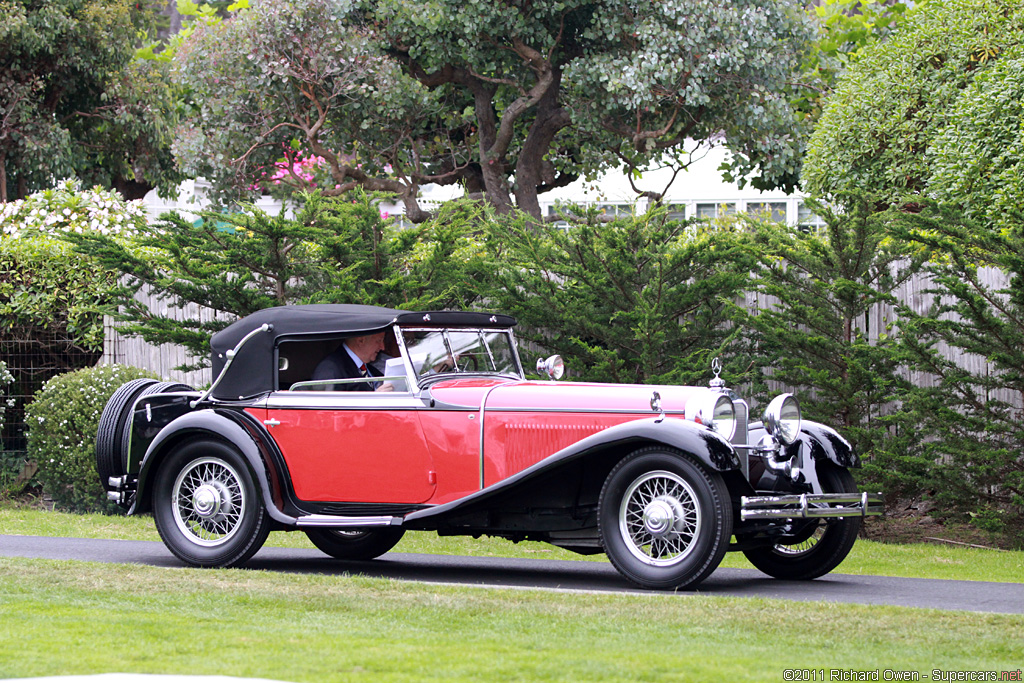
[118,381,194,473]
[742,465,861,580]
[599,447,733,590]
[152,439,270,568]
[304,528,406,561]
[96,378,158,491]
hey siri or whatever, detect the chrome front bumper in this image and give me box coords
[740,492,884,521]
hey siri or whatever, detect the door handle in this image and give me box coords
[263,418,281,428]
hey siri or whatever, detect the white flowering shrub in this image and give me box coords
[0,178,147,237]
[0,361,13,435]
[27,365,156,513]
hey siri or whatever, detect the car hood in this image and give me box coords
[428,377,721,415]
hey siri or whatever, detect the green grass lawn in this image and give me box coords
[1,557,1022,682]
[1,507,1023,682]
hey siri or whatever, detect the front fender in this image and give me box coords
[405,416,739,526]
[749,420,858,470]
[131,409,297,526]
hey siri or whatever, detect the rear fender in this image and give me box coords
[131,409,296,526]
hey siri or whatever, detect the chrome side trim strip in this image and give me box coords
[294,514,402,528]
[259,394,429,410]
[468,406,688,416]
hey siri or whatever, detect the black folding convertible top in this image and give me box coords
[209,304,516,400]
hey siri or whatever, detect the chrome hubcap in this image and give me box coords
[619,470,701,567]
[192,484,222,518]
[643,496,687,537]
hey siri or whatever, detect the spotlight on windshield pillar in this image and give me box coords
[536,355,565,380]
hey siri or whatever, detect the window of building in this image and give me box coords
[746,202,788,223]
[797,202,827,231]
[664,204,688,221]
[595,203,632,217]
[695,203,736,219]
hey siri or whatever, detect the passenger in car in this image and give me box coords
[312,332,392,391]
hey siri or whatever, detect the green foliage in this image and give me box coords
[172,0,815,219]
[0,0,183,201]
[888,203,1024,534]
[0,180,143,353]
[486,206,755,385]
[0,360,17,494]
[27,365,157,513]
[0,180,144,482]
[64,191,494,367]
[786,0,915,126]
[926,47,1024,233]
[802,0,1024,209]
[738,196,924,491]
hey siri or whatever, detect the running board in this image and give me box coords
[294,514,403,528]
[740,492,884,521]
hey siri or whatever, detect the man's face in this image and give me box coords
[346,332,386,364]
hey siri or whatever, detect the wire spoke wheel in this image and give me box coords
[171,457,246,547]
[742,465,861,580]
[599,448,731,590]
[153,439,269,568]
[619,470,701,567]
[304,527,405,560]
[772,521,826,556]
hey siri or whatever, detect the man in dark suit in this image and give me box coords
[312,332,389,391]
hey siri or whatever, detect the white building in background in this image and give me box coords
[532,145,820,228]
[143,145,821,229]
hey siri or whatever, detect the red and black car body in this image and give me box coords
[98,304,881,590]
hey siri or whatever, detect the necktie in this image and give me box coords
[360,363,376,389]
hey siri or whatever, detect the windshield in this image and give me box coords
[400,328,522,381]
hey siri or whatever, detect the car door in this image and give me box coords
[257,390,437,504]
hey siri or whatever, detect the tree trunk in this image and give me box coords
[514,76,571,221]
[0,152,7,204]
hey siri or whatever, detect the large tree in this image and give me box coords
[0,0,184,202]
[801,0,1024,211]
[172,0,815,221]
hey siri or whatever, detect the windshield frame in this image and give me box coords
[394,325,525,387]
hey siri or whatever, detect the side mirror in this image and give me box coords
[536,355,565,380]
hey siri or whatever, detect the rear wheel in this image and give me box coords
[599,447,732,590]
[152,439,270,568]
[96,378,157,492]
[742,465,861,580]
[304,528,405,561]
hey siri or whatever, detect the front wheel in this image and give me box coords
[742,465,861,580]
[152,439,270,568]
[599,448,733,590]
[304,528,405,561]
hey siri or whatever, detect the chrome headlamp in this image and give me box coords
[688,392,737,441]
[762,393,802,446]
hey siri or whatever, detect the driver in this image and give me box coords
[312,332,393,392]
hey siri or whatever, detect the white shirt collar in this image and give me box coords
[342,342,365,370]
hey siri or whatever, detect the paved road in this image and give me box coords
[2,534,1022,614]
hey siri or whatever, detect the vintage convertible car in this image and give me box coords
[97,304,881,590]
